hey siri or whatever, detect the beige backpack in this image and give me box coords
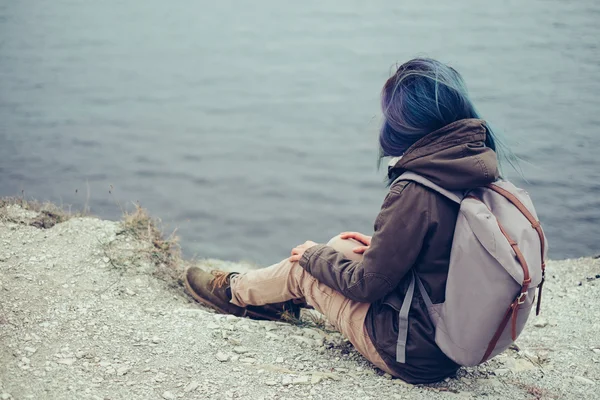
[393,172,547,367]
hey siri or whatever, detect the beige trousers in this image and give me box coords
[230,235,393,374]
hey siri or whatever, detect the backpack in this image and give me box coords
[392,172,547,367]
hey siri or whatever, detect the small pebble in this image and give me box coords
[184,381,199,393]
[574,376,595,385]
[533,318,549,328]
[292,376,311,385]
[233,346,249,354]
[207,322,219,330]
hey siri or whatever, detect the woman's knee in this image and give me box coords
[326,235,364,262]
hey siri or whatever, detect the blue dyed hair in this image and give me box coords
[379,58,516,172]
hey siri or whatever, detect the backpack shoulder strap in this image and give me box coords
[395,272,415,364]
[392,172,464,204]
[395,270,436,364]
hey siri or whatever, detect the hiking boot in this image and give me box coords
[184,267,246,317]
[184,267,300,321]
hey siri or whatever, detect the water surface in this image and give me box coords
[1,0,599,263]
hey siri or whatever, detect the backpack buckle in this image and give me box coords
[517,292,527,305]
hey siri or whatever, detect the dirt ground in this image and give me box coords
[0,204,598,399]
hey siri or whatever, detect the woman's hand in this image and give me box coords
[289,240,318,262]
[340,231,372,254]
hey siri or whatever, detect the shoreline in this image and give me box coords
[0,201,598,399]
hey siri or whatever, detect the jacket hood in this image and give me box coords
[388,119,500,190]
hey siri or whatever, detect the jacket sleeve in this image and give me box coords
[299,182,430,303]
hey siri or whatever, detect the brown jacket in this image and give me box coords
[300,119,500,384]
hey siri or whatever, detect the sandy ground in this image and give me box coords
[0,204,598,400]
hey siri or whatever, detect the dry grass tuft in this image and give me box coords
[281,308,334,333]
[0,196,85,228]
[512,381,559,400]
[1,195,184,290]
[304,309,331,330]
[120,203,183,287]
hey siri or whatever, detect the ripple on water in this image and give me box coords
[0,0,598,262]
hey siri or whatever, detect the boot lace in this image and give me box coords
[210,270,230,292]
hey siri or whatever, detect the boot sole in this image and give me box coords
[183,270,281,321]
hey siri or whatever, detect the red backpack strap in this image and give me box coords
[487,184,547,315]
[479,184,547,363]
